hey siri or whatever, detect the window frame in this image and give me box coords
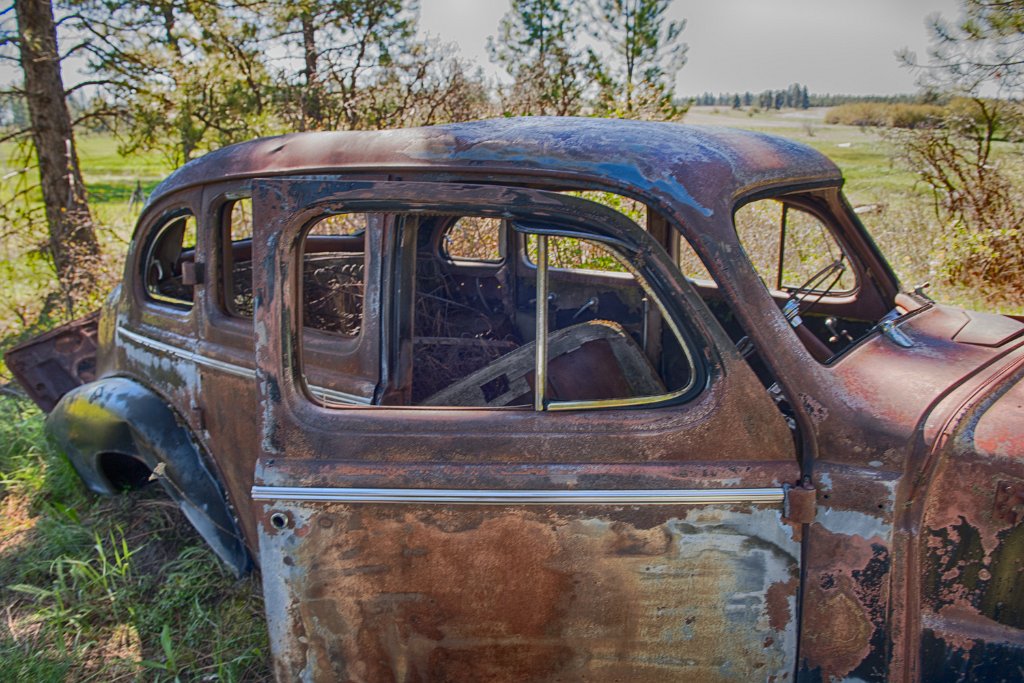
[439,215,507,266]
[515,222,699,412]
[732,194,861,299]
[140,207,198,309]
[219,195,255,320]
[298,213,370,341]
[273,181,708,412]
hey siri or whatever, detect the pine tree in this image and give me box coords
[488,0,592,116]
[591,0,687,120]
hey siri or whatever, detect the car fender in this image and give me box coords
[46,376,251,576]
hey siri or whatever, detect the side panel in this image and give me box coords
[251,179,807,681]
[255,463,802,682]
[4,311,99,411]
[798,464,898,681]
[915,363,1024,680]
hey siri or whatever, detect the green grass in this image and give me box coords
[0,396,271,681]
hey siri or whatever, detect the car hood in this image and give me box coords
[832,303,1024,459]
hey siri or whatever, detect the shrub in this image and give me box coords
[886,98,1024,303]
[825,102,944,129]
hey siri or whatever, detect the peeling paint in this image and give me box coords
[816,509,890,542]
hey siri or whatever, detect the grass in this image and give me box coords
[0,396,271,681]
[0,110,1020,678]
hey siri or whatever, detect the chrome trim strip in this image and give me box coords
[118,326,253,379]
[251,486,787,505]
[534,234,549,411]
[117,326,371,405]
[308,386,373,406]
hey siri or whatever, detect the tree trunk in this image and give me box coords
[15,0,100,308]
[301,12,323,129]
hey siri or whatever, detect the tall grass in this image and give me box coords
[824,102,945,128]
[0,396,271,681]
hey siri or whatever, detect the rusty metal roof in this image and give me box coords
[148,117,842,214]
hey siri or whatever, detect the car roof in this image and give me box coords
[147,117,842,218]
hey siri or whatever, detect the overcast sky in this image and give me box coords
[1,0,965,98]
[420,0,963,96]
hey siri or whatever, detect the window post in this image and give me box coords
[534,234,549,411]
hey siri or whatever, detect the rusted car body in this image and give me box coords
[6,117,1024,681]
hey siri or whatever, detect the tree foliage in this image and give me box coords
[68,0,273,165]
[68,0,491,153]
[270,0,418,131]
[590,0,687,119]
[906,0,1024,96]
[488,0,594,116]
[896,0,1024,300]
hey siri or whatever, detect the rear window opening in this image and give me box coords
[143,211,197,307]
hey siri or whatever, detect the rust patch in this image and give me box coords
[799,393,828,423]
[993,480,1024,525]
[803,579,874,674]
[261,502,800,681]
[766,577,798,631]
[800,524,889,680]
[4,311,99,411]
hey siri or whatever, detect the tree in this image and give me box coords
[12,0,100,310]
[904,1,1024,96]
[488,0,593,116]
[70,0,272,165]
[590,0,687,119]
[271,0,418,131]
[896,0,1024,301]
[353,39,492,128]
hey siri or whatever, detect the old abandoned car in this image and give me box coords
[6,117,1024,681]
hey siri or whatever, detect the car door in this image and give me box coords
[250,178,810,682]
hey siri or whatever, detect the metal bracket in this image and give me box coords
[783,483,817,524]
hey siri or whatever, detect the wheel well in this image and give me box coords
[97,452,152,491]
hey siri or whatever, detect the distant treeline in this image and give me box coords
[690,83,934,109]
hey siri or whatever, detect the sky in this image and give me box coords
[420,0,964,96]
[1,0,965,98]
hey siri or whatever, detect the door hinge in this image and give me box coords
[783,483,816,524]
